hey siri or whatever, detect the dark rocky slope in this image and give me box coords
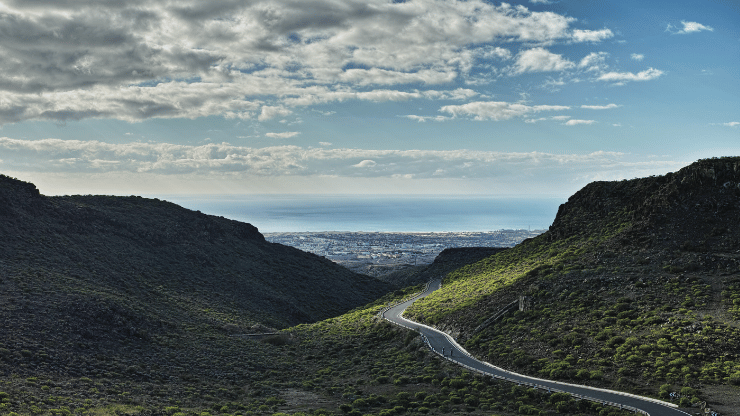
[0,174,392,377]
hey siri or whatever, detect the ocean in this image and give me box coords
[162,195,563,233]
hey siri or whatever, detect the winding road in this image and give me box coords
[381,279,690,416]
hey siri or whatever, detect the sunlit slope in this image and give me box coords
[405,157,740,413]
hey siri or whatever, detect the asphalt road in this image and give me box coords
[381,279,691,416]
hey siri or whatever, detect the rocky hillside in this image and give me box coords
[0,174,394,376]
[405,157,740,414]
[548,157,740,250]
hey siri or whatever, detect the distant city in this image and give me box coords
[265,229,546,274]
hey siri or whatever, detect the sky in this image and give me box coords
[0,0,738,198]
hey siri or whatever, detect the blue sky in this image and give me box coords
[0,0,737,198]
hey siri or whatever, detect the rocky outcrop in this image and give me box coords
[546,157,740,254]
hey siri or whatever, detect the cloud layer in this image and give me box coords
[0,137,677,183]
[0,0,638,125]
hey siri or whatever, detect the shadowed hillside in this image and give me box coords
[0,174,393,378]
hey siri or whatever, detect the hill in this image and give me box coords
[405,157,740,414]
[0,174,393,376]
[0,173,638,416]
[376,247,509,288]
[3,158,739,416]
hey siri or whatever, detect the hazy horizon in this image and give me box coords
[162,194,562,233]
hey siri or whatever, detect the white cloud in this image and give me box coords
[579,52,608,67]
[339,68,456,86]
[259,106,293,122]
[570,28,613,43]
[597,68,664,83]
[319,142,332,146]
[0,136,681,184]
[475,46,513,61]
[525,115,570,123]
[630,53,644,61]
[402,115,451,123]
[669,21,714,34]
[353,160,377,168]
[578,51,609,72]
[265,131,301,139]
[0,0,614,125]
[565,119,596,126]
[550,115,571,121]
[313,110,336,116]
[513,48,575,74]
[440,101,569,121]
[581,104,619,110]
[721,122,739,127]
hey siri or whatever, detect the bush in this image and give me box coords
[576,369,590,379]
[729,372,740,385]
[351,398,368,408]
[393,376,410,385]
[518,404,541,415]
[374,376,390,384]
[260,333,293,346]
[549,392,570,404]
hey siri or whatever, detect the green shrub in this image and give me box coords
[351,398,368,408]
[518,404,541,415]
[374,376,390,384]
[729,372,740,385]
[393,376,410,385]
[575,369,590,379]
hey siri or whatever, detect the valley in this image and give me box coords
[1,157,740,416]
[265,230,544,277]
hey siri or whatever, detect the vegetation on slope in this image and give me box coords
[0,283,633,416]
[405,157,740,414]
[3,157,740,415]
[376,247,508,289]
[0,173,391,331]
[1,174,628,416]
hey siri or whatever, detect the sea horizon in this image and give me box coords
[160,194,564,234]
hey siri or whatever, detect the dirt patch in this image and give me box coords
[280,388,334,412]
[697,384,740,416]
